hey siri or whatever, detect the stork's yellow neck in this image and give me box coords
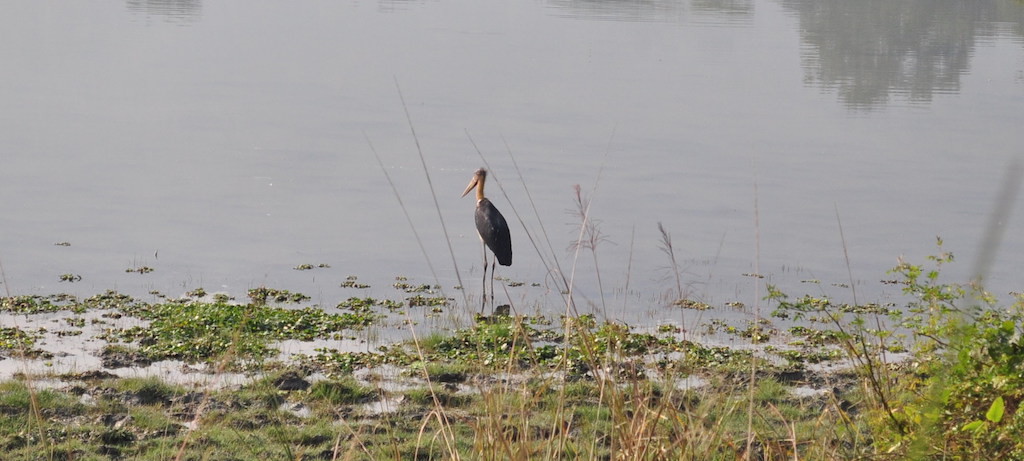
[476,176,486,201]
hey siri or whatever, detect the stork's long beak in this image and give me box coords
[461,177,478,198]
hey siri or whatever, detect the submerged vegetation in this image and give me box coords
[1,244,1023,459]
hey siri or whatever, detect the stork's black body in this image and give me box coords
[475,197,512,266]
[462,168,512,308]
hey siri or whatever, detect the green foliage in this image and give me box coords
[429,317,534,366]
[872,243,1024,458]
[406,294,450,307]
[7,239,1024,459]
[758,239,1024,458]
[1,296,58,314]
[1,291,139,316]
[0,327,38,351]
[105,302,379,364]
[336,296,402,311]
[419,315,725,376]
[339,275,370,288]
[246,287,311,305]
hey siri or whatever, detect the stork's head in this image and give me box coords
[461,168,488,199]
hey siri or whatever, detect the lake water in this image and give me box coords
[2,0,1023,329]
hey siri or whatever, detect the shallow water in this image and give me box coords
[2,0,1023,329]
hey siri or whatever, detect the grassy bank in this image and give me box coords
[1,247,1023,460]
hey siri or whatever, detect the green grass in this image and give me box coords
[0,303,876,459]
[2,243,1024,459]
[307,377,378,406]
[97,299,383,366]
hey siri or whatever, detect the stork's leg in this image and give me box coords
[480,242,489,311]
[489,259,496,311]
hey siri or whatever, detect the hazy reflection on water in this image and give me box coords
[126,0,202,23]
[781,0,1024,110]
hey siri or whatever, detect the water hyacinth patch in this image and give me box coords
[101,301,382,365]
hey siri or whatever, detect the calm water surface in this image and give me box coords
[2,0,1023,329]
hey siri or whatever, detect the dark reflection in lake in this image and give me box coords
[548,0,1024,109]
[545,0,753,24]
[377,0,430,13]
[126,0,202,23]
[691,0,754,21]
[781,0,1024,109]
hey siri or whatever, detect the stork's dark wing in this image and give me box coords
[475,198,512,266]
